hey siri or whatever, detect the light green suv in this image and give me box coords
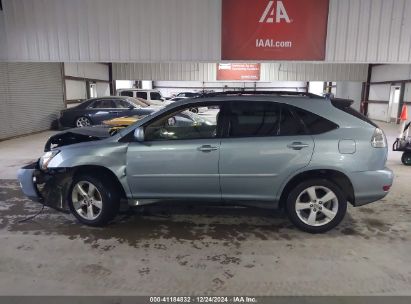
[18,91,393,233]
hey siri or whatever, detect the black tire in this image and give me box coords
[401,152,411,166]
[190,107,199,113]
[68,174,120,226]
[285,179,347,233]
[75,116,92,128]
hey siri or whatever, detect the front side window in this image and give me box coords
[228,101,280,137]
[144,105,220,141]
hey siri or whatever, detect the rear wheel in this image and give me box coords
[75,116,91,127]
[285,179,347,233]
[401,152,411,166]
[68,174,120,226]
[189,107,199,113]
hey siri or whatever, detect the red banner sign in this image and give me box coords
[221,0,329,60]
[216,63,260,81]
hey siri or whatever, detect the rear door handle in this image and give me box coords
[198,145,218,152]
[287,142,309,150]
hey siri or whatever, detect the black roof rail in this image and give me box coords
[196,90,323,99]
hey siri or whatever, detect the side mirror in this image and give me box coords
[133,127,145,142]
[128,105,135,109]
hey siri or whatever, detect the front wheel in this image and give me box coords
[68,174,120,226]
[285,179,347,233]
[401,152,411,166]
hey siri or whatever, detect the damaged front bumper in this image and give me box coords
[17,161,72,213]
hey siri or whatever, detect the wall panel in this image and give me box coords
[1,0,411,63]
[0,63,64,139]
[113,63,368,82]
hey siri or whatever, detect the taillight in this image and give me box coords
[371,128,387,148]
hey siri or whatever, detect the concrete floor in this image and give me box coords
[0,122,410,295]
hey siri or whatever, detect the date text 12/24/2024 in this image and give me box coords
[149,296,257,303]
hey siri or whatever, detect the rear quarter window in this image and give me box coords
[292,107,339,134]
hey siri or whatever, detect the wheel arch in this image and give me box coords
[278,169,355,209]
[71,165,127,199]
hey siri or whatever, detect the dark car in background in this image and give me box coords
[59,96,157,128]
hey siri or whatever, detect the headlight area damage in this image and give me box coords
[18,127,114,212]
[44,126,111,151]
[18,161,73,213]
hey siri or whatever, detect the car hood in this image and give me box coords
[44,126,112,152]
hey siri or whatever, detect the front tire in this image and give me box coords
[401,152,411,166]
[285,179,347,233]
[68,174,120,226]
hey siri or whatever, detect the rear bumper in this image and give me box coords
[17,162,71,213]
[350,167,394,206]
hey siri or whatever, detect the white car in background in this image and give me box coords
[117,89,167,107]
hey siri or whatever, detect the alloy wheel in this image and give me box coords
[71,181,103,220]
[295,185,339,227]
[76,117,91,127]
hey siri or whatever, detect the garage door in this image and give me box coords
[0,63,64,140]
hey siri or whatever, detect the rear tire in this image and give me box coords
[401,152,411,166]
[285,179,347,233]
[75,116,91,128]
[68,174,120,226]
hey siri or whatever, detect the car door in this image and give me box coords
[126,101,223,200]
[88,99,121,124]
[219,101,314,202]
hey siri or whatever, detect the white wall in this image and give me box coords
[335,82,363,111]
[96,83,110,97]
[2,0,411,63]
[371,65,411,82]
[64,63,110,102]
[65,63,109,81]
[367,64,411,121]
[368,103,389,122]
[65,80,86,101]
[0,11,6,61]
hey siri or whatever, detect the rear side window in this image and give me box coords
[293,107,338,134]
[136,92,147,99]
[228,101,280,137]
[89,99,115,109]
[279,106,306,136]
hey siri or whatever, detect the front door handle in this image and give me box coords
[287,142,309,150]
[197,145,218,152]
